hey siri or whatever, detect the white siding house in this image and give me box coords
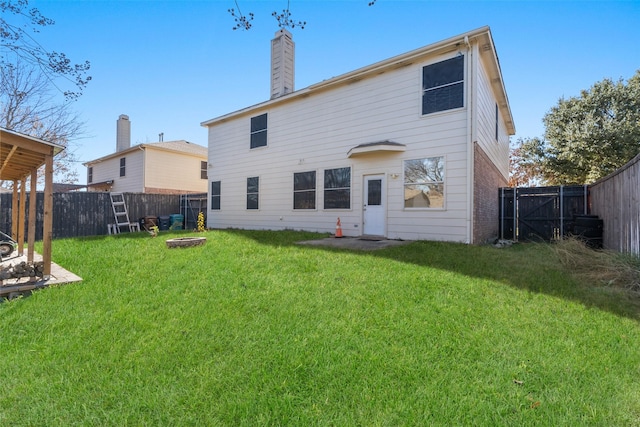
[201,27,515,243]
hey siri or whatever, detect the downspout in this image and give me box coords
[139,145,145,193]
[465,35,474,244]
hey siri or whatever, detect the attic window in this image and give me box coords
[250,113,268,149]
[422,56,464,115]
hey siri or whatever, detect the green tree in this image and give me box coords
[508,137,544,187]
[529,70,640,185]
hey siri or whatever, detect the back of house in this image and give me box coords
[202,26,514,243]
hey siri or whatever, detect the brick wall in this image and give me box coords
[473,143,507,244]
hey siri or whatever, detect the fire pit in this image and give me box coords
[165,237,206,248]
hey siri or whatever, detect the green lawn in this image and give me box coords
[1,230,639,426]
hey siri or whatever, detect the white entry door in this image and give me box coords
[363,174,385,236]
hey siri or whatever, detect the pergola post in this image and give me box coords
[42,150,54,278]
[11,181,18,240]
[18,178,26,255]
[28,169,37,263]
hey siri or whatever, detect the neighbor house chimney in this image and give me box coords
[271,29,294,99]
[116,114,131,152]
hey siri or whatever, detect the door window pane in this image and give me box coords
[367,179,382,206]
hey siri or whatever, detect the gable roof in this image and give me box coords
[83,140,207,166]
[201,26,515,135]
[147,140,208,156]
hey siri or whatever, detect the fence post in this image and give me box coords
[583,184,588,215]
[500,187,504,240]
[560,185,564,239]
[513,187,517,242]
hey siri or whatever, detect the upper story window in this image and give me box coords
[211,181,221,210]
[88,167,93,184]
[422,56,464,115]
[293,171,316,210]
[404,157,445,209]
[324,167,351,209]
[250,113,268,149]
[201,161,208,179]
[119,157,126,177]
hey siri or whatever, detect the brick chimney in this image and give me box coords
[271,29,294,99]
[116,114,131,152]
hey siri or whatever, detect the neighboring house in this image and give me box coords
[201,26,515,243]
[84,115,208,194]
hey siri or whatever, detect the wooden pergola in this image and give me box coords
[0,127,64,278]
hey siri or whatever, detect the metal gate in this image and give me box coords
[499,186,589,242]
[180,193,207,230]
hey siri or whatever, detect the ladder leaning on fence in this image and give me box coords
[108,193,140,234]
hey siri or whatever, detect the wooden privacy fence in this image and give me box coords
[499,185,589,242]
[0,192,207,241]
[590,152,640,256]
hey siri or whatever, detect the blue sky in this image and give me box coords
[27,0,640,182]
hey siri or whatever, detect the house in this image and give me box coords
[84,115,208,194]
[201,26,515,243]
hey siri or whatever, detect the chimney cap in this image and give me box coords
[119,114,129,120]
[274,28,292,38]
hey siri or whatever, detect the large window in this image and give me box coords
[404,157,445,208]
[250,113,268,149]
[324,167,351,209]
[422,56,464,115]
[119,157,126,177]
[247,176,259,209]
[201,161,208,180]
[211,181,221,210]
[293,171,316,209]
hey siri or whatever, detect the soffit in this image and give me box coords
[0,128,64,181]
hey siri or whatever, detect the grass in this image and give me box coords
[553,237,640,294]
[1,229,639,426]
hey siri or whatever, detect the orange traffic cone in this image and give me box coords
[335,217,343,238]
